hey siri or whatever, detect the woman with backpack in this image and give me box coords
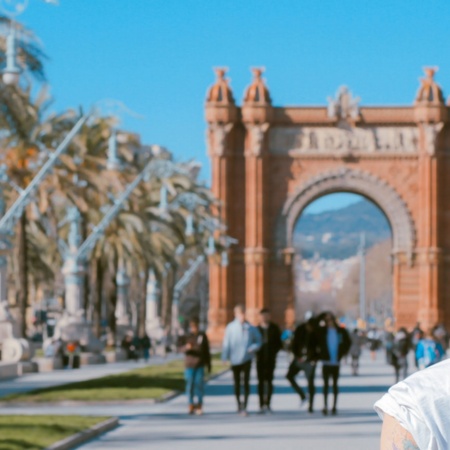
[415,329,445,370]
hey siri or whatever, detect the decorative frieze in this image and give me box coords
[269,126,419,155]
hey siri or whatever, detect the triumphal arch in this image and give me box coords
[205,67,450,342]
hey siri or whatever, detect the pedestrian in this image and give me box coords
[411,322,424,367]
[390,327,411,383]
[367,326,381,361]
[416,328,445,370]
[285,317,319,413]
[222,304,262,417]
[121,332,139,361]
[256,308,282,413]
[432,323,449,353]
[140,332,152,363]
[317,312,351,415]
[181,317,211,415]
[349,328,364,376]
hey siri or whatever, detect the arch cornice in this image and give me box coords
[276,168,416,257]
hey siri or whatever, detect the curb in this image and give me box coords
[3,369,231,408]
[45,417,119,450]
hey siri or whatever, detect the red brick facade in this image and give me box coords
[206,67,450,343]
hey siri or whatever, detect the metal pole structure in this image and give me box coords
[0,114,89,235]
[359,232,366,323]
[76,159,180,262]
[61,159,181,321]
[171,255,205,343]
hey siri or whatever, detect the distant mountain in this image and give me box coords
[293,199,391,260]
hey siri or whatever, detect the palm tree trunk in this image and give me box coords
[82,215,90,314]
[93,258,104,338]
[161,266,174,331]
[15,212,28,338]
[108,262,118,345]
[138,268,149,337]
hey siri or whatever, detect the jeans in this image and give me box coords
[322,364,340,410]
[185,366,205,406]
[232,360,252,410]
[286,359,316,409]
[257,361,276,408]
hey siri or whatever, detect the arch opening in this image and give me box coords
[293,192,393,327]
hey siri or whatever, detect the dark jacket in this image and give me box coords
[291,322,320,362]
[184,331,212,373]
[256,322,282,366]
[317,326,351,362]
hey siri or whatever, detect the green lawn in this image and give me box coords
[3,356,225,403]
[0,415,108,450]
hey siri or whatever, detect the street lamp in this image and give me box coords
[1,0,58,85]
[2,26,20,85]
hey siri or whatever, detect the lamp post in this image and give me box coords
[1,0,58,85]
[54,158,185,351]
[359,232,366,325]
[0,115,88,361]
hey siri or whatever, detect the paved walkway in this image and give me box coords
[0,354,179,398]
[0,351,405,448]
[74,351,399,450]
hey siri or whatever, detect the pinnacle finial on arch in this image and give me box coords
[243,67,272,105]
[206,67,235,105]
[415,67,444,105]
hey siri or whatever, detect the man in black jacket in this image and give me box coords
[256,308,282,413]
[317,312,351,415]
[286,317,318,413]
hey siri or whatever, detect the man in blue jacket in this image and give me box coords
[222,304,262,416]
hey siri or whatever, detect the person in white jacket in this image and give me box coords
[375,358,450,450]
[222,304,262,416]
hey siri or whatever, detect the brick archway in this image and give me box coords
[205,67,450,343]
[277,167,416,256]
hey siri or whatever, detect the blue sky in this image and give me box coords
[10,0,450,212]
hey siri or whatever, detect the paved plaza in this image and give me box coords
[70,352,396,450]
[0,352,402,449]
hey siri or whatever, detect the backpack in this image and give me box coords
[421,340,440,368]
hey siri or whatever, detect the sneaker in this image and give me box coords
[239,409,249,417]
[258,406,266,415]
[195,407,204,416]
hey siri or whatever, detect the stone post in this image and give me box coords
[146,269,162,340]
[115,267,130,326]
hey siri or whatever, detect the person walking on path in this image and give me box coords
[349,328,364,376]
[140,333,152,363]
[222,304,262,417]
[415,328,445,370]
[389,327,411,383]
[317,312,351,416]
[286,317,319,413]
[181,317,211,415]
[256,308,282,413]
